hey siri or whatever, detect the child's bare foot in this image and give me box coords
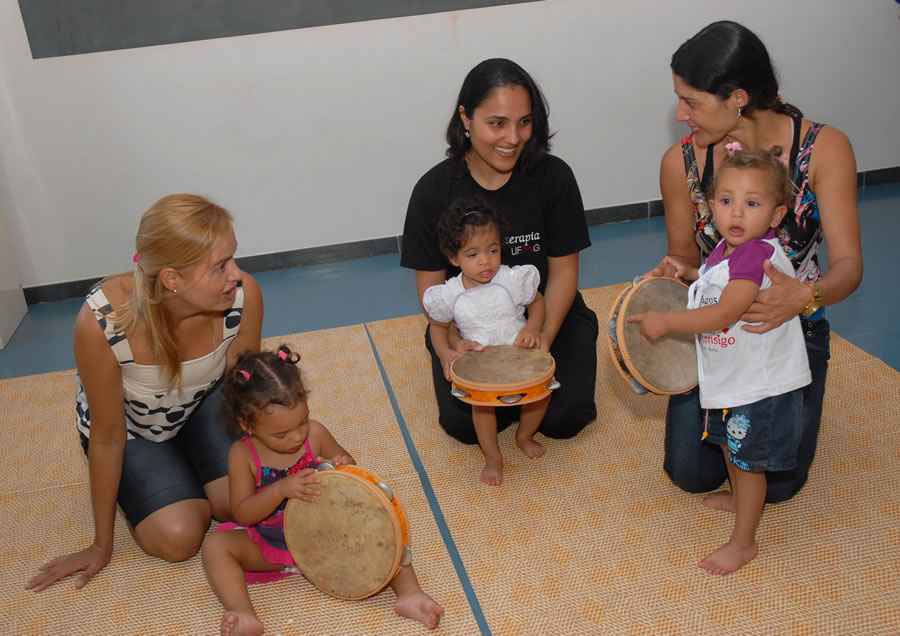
[394,590,444,629]
[221,611,264,636]
[516,434,546,459]
[698,541,758,575]
[480,456,503,486]
[702,491,736,513]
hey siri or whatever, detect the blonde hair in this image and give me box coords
[713,146,795,207]
[114,194,233,385]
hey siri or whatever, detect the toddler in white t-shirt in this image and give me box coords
[630,147,811,575]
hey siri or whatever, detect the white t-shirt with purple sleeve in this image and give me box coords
[687,233,811,409]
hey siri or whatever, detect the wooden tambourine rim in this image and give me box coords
[609,277,697,395]
[284,465,409,600]
[449,347,556,407]
[606,284,639,387]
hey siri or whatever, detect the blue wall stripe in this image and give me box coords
[363,323,491,636]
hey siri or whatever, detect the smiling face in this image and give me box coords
[673,73,745,147]
[459,84,533,183]
[246,401,311,455]
[449,224,502,288]
[711,166,788,252]
[168,225,243,311]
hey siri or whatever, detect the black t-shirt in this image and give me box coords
[401,154,590,293]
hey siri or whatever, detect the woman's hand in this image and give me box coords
[279,468,321,502]
[646,256,679,279]
[514,328,542,350]
[647,256,699,282]
[627,311,669,342]
[741,261,810,333]
[26,543,112,592]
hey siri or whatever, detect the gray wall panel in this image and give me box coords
[19,0,540,59]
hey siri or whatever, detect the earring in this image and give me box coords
[464,129,470,138]
[737,105,743,120]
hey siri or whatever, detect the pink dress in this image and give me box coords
[216,435,317,584]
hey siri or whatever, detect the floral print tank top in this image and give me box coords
[682,116,826,284]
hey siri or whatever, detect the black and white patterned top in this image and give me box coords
[75,281,244,442]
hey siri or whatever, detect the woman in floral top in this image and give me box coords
[651,21,862,503]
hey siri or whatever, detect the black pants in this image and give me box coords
[663,318,831,503]
[427,292,599,444]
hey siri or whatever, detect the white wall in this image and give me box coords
[1,0,898,288]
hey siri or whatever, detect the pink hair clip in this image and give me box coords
[277,350,289,362]
[237,369,251,382]
[724,141,743,157]
[132,252,141,264]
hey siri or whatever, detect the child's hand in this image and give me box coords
[627,311,670,342]
[440,339,483,381]
[279,468,321,502]
[323,453,355,467]
[514,328,542,349]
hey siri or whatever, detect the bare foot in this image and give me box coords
[515,435,546,459]
[394,590,444,629]
[221,611,264,636]
[702,491,736,513]
[480,457,503,486]
[698,541,758,575]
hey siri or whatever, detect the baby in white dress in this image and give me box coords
[423,198,549,486]
[423,263,540,347]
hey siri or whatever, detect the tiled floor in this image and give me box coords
[1,182,898,379]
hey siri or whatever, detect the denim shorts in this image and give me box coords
[703,387,805,473]
[78,382,238,527]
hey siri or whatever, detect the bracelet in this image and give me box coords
[800,282,824,318]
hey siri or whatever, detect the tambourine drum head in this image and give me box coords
[452,345,553,386]
[618,278,697,394]
[284,471,403,600]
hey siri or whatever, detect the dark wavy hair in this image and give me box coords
[445,58,552,172]
[671,21,803,119]
[223,344,308,431]
[437,197,507,259]
[713,146,795,207]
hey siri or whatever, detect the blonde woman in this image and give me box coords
[28,194,263,592]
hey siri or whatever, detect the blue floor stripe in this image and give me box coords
[363,323,491,636]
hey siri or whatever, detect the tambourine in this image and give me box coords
[284,464,411,600]
[449,344,559,407]
[607,277,697,395]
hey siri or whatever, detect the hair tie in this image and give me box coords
[277,350,289,362]
[132,252,141,264]
[724,141,743,157]
[237,369,251,382]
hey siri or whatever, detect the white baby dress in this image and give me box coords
[422,264,540,346]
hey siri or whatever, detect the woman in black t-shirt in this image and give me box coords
[401,58,599,447]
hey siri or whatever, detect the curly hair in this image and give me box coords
[222,344,308,432]
[436,197,506,259]
[713,146,795,207]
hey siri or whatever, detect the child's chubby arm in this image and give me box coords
[228,441,321,524]
[514,291,545,349]
[309,420,356,466]
[628,279,759,342]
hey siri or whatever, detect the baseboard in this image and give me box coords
[23,165,899,305]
